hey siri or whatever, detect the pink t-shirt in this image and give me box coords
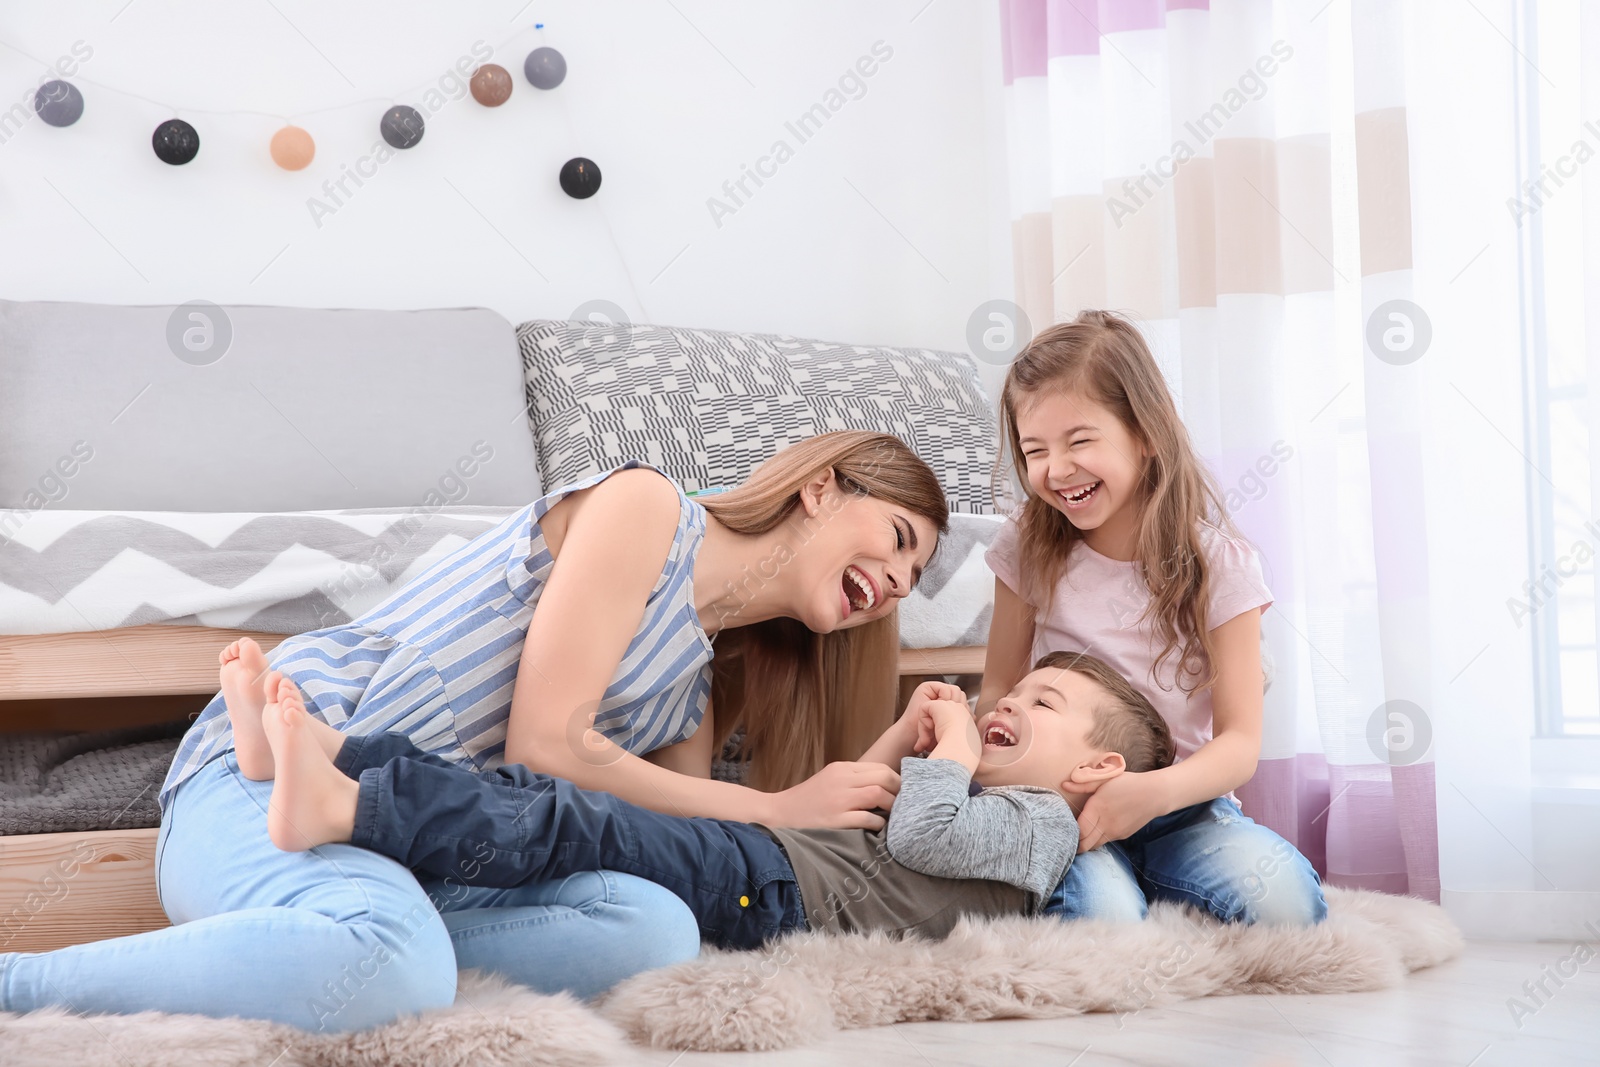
[985,517,1273,762]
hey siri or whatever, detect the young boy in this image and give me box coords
[230,647,1174,950]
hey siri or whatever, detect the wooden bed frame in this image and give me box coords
[0,625,985,952]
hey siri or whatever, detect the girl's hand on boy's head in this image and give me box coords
[1069,770,1173,853]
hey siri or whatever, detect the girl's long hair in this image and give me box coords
[701,431,949,791]
[997,309,1238,695]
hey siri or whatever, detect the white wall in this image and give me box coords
[0,0,1011,368]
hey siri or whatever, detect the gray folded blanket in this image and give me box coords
[0,721,186,835]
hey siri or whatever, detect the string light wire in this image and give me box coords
[0,23,547,125]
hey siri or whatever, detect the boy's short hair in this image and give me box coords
[1032,650,1176,773]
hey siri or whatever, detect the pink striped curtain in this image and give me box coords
[998,0,1439,899]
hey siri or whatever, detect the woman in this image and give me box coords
[0,431,947,1031]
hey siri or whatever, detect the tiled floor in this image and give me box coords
[629,941,1600,1066]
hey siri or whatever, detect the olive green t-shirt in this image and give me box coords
[762,825,1033,939]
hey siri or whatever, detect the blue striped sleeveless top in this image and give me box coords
[158,461,714,813]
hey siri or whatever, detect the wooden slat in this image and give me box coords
[0,626,286,700]
[0,625,983,698]
[896,645,988,676]
[0,694,210,733]
[0,828,166,952]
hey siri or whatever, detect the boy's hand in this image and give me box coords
[909,705,938,756]
[905,680,967,719]
[926,698,975,741]
[925,698,982,773]
[904,681,968,756]
[862,681,967,768]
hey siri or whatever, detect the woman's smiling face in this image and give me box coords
[784,475,940,633]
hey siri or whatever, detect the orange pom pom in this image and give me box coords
[270,125,315,170]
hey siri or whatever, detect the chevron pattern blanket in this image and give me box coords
[0,507,518,635]
[0,508,1002,646]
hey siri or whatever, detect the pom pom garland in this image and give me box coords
[10,32,598,197]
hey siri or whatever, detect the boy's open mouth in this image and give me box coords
[1059,480,1101,509]
[842,564,877,613]
[983,721,1018,748]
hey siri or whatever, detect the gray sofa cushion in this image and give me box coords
[518,319,998,513]
[898,514,1003,647]
[0,300,542,511]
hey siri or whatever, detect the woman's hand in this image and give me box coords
[766,761,902,831]
[1064,770,1172,853]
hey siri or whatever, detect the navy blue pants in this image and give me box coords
[334,732,805,950]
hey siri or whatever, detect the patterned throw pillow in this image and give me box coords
[516,319,999,514]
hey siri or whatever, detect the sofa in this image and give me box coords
[0,298,1005,952]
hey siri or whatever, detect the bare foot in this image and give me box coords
[220,638,275,780]
[262,675,359,852]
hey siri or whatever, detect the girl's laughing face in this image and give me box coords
[1014,389,1148,554]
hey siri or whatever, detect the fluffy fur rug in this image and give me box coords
[601,886,1464,1052]
[0,887,1460,1064]
[0,971,631,1067]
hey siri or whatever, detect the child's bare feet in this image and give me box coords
[220,638,275,780]
[262,675,359,852]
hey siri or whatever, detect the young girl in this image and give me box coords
[978,309,1326,927]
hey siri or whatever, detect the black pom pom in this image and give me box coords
[152,119,200,165]
[560,157,601,199]
[379,105,425,150]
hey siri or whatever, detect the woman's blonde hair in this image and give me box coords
[998,309,1238,695]
[701,431,949,791]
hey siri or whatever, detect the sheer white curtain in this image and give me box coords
[1404,0,1600,935]
[998,0,1600,930]
[998,0,1600,908]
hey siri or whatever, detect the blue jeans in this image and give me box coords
[1045,796,1327,926]
[339,732,806,951]
[0,749,701,1031]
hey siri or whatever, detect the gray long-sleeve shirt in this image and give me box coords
[884,756,1080,901]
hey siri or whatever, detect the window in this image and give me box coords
[1517,0,1598,737]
